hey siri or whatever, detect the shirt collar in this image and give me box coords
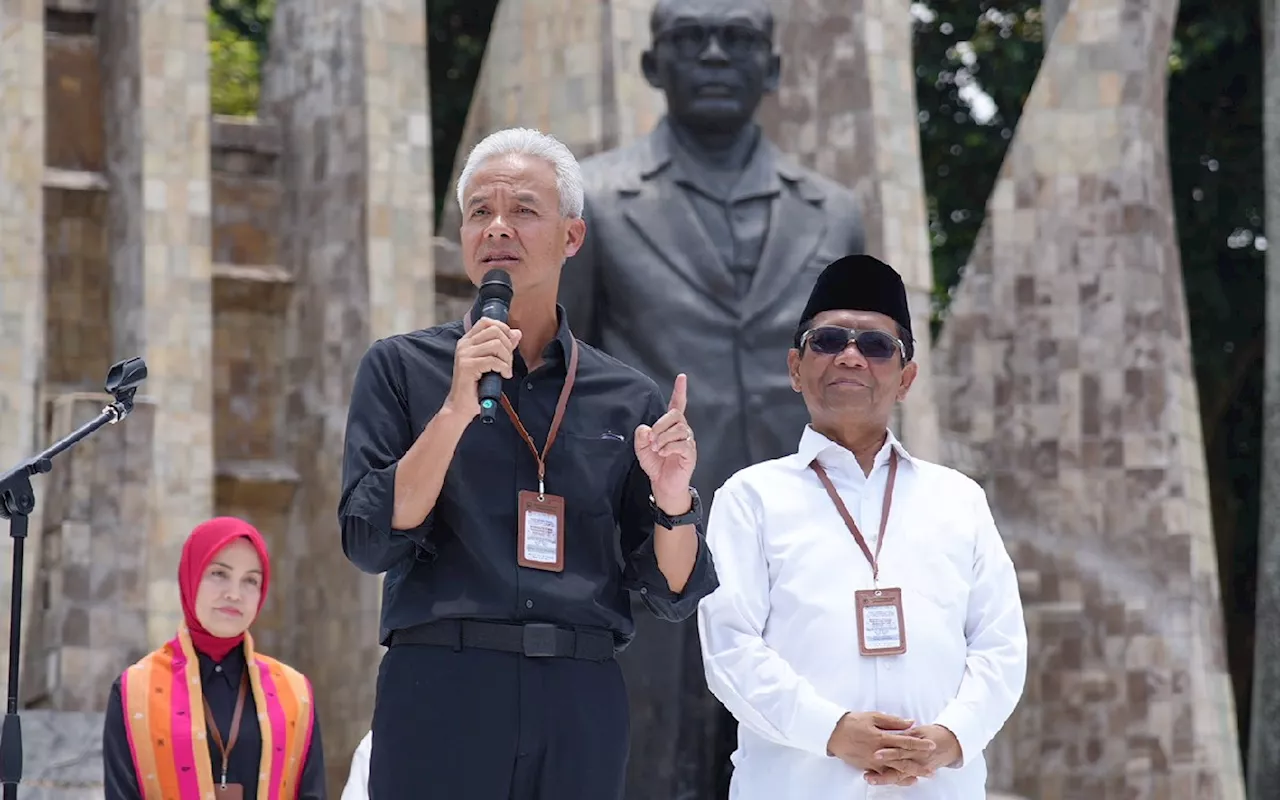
[665,125,780,203]
[643,118,784,203]
[464,300,576,369]
[198,643,246,690]
[796,425,914,474]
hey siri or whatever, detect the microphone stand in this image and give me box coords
[0,357,147,799]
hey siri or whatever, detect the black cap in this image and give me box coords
[795,254,914,359]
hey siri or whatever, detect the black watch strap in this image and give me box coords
[650,488,701,529]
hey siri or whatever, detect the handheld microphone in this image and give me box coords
[475,268,514,424]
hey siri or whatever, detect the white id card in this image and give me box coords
[855,588,907,656]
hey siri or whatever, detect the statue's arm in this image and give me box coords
[560,194,603,345]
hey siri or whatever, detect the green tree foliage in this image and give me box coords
[1167,0,1264,757]
[210,0,274,53]
[912,1,1044,329]
[426,0,500,223]
[208,0,272,117]
[209,8,262,117]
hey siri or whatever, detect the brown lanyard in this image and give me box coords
[203,671,248,788]
[462,311,579,499]
[809,450,899,585]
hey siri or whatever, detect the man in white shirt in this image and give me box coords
[697,254,1027,798]
[341,731,372,800]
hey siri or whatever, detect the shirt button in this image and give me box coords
[525,599,534,608]
[214,665,222,672]
[526,382,534,390]
[640,588,648,595]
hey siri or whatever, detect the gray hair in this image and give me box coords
[456,128,585,219]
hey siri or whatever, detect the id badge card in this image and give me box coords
[855,588,907,656]
[214,785,244,800]
[518,490,565,572]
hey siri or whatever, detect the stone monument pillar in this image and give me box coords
[758,0,940,460]
[24,395,155,710]
[100,0,216,647]
[262,0,436,788]
[931,0,1246,796]
[437,0,665,241]
[0,0,48,685]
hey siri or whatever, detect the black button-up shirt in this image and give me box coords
[339,305,718,647]
[102,645,326,799]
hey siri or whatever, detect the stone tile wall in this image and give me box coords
[435,0,665,247]
[99,0,215,650]
[931,0,1246,796]
[45,23,103,174]
[262,0,435,789]
[758,0,939,459]
[211,118,282,267]
[362,0,436,339]
[0,0,48,687]
[24,395,153,711]
[44,188,111,388]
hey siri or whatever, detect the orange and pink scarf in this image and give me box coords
[121,625,315,799]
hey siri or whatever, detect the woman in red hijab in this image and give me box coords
[101,517,326,799]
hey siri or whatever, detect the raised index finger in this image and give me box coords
[669,373,688,414]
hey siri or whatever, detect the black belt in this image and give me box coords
[387,619,616,661]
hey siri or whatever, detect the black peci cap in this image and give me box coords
[795,254,914,359]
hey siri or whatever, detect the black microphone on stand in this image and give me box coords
[0,357,147,799]
[476,269,513,424]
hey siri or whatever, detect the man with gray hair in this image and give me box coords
[339,127,718,799]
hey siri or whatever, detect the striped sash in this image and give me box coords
[120,626,315,800]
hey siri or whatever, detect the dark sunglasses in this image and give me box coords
[800,326,904,361]
[655,23,771,60]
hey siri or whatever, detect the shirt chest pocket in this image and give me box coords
[907,545,972,617]
[551,431,633,517]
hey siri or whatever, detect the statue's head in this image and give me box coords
[642,0,781,136]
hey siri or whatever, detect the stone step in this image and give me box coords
[14,709,105,797]
[215,459,301,485]
[212,263,293,313]
[42,169,106,193]
[212,262,293,285]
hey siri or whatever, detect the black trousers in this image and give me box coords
[368,643,630,800]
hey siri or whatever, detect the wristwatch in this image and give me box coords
[649,488,702,529]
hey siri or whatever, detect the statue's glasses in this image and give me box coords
[800,326,904,362]
[654,23,772,60]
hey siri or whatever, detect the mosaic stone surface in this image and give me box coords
[262,0,435,789]
[930,0,1246,796]
[0,0,47,687]
[436,0,665,243]
[25,395,154,712]
[759,0,939,458]
[99,0,216,649]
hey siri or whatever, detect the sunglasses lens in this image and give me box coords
[807,327,851,355]
[854,331,898,360]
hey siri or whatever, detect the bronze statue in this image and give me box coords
[559,0,867,797]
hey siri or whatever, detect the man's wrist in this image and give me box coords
[653,489,693,517]
[932,724,963,767]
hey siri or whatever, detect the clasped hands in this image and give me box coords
[826,712,962,787]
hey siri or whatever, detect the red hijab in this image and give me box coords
[178,517,271,662]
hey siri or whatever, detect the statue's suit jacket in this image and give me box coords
[561,122,866,502]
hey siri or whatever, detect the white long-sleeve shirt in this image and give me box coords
[340,731,372,800]
[698,427,1027,799]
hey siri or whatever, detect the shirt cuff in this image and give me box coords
[787,690,849,759]
[931,704,980,768]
